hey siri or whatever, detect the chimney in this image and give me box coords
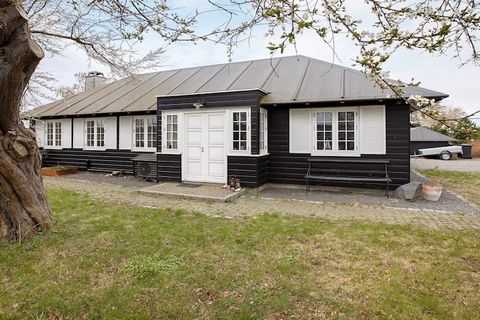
[85,71,106,91]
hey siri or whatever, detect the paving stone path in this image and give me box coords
[44,176,480,231]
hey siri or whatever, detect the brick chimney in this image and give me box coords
[85,71,106,91]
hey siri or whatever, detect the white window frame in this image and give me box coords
[132,115,157,152]
[229,109,251,155]
[311,107,360,157]
[84,118,106,150]
[45,120,62,149]
[259,108,268,154]
[161,112,181,154]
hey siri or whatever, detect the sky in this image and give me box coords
[35,1,479,121]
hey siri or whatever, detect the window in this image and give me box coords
[232,111,248,151]
[165,114,178,149]
[314,109,357,154]
[133,116,156,150]
[337,111,356,151]
[85,119,105,148]
[46,121,62,147]
[259,109,268,153]
[316,112,333,151]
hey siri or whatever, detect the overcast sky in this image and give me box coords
[36,1,479,120]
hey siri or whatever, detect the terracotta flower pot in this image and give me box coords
[422,183,443,201]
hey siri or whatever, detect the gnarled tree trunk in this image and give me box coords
[0,1,51,242]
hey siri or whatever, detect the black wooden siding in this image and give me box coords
[266,103,410,189]
[157,154,181,181]
[42,149,146,173]
[228,155,270,188]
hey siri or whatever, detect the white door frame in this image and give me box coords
[182,109,228,184]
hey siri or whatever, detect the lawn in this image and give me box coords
[420,170,480,205]
[1,189,479,319]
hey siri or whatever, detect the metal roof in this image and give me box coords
[411,127,457,142]
[28,55,449,117]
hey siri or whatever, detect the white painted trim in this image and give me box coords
[44,120,64,149]
[311,107,360,157]
[83,118,108,150]
[131,115,157,152]
[259,107,268,155]
[289,108,311,154]
[229,107,251,155]
[161,111,181,154]
[181,110,228,184]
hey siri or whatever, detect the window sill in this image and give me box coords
[44,146,64,150]
[132,148,157,153]
[83,147,107,151]
[311,152,361,157]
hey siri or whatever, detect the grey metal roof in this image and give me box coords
[28,55,449,117]
[411,127,457,142]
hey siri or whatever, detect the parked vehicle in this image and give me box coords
[414,145,463,160]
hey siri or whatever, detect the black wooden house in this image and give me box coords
[29,55,448,189]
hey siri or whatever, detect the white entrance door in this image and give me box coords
[184,112,226,183]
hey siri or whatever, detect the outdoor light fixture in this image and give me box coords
[193,100,205,110]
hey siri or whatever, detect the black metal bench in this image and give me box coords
[305,158,392,196]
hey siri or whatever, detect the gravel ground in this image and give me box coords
[47,171,479,215]
[411,157,480,172]
[57,171,156,189]
[44,175,480,230]
[260,171,479,215]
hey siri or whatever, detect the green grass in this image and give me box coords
[420,170,480,205]
[1,189,479,319]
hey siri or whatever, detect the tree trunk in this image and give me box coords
[0,1,51,242]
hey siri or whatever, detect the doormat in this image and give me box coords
[177,183,202,188]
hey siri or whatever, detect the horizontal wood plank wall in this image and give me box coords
[41,149,146,173]
[157,154,181,182]
[228,155,270,188]
[156,90,266,110]
[266,103,410,189]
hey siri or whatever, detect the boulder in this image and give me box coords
[394,182,422,201]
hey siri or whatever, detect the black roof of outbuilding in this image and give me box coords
[410,127,457,142]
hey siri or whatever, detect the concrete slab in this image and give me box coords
[138,182,246,202]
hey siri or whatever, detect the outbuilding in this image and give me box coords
[28,55,448,190]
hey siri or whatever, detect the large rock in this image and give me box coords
[394,182,422,201]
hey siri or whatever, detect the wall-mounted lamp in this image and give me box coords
[193,100,205,110]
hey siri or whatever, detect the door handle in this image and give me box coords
[201,147,204,152]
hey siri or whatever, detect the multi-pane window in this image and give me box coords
[337,111,355,151]
[135,119,145,148]
[134,116,156,150]
[165,114,178,149]
[46,121,62,147]
[86,119,105,148]
[147,118,157,148]
[316,112,333,151]
[314,110,357,153]
[96,120,105,147]
[232,111,248,151]
[259,109,267,152]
